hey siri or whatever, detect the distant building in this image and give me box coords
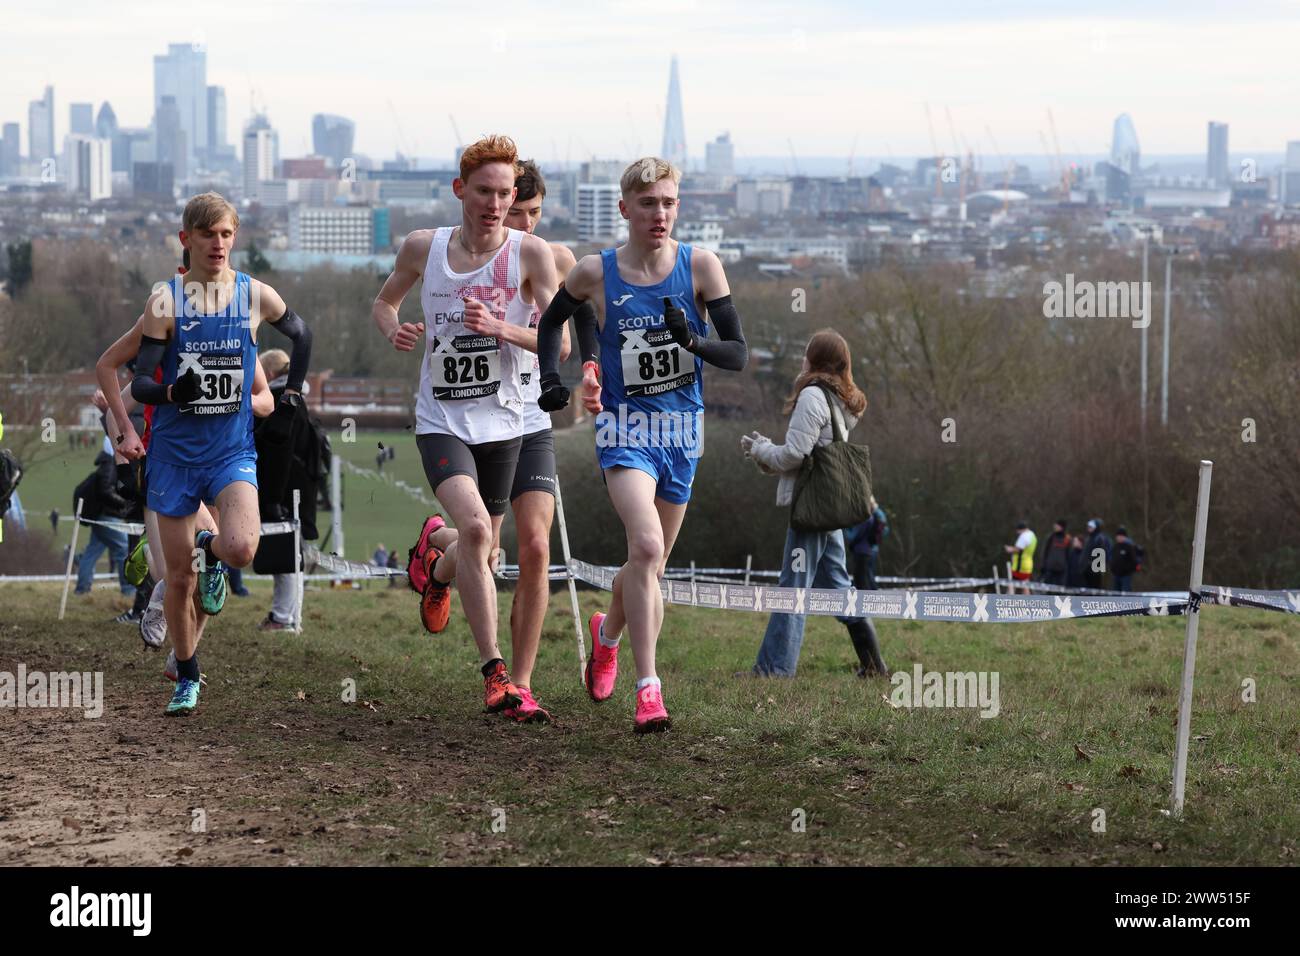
[154,95,188,183]
[207,86,227,159]
[580,159,623,184]
[95,102,117,141]
[153,42,207,172]
[283,157,330,179]
[112,128,151,174]
[661,55,686,169]
[64,135,112,200]
[735,178,791,216]
[243,115,278,199]
[1111,113,1141,178]
[705,133,734,179]
[28,86,54,163]
[1206,122,1228,187]
[132,160,175,199]
[69,103,94,136]
[1282,141,1300,205]
[289,205,389,254]
[311,114,355,167]
[0,123,19,176]
[577,182,625,241]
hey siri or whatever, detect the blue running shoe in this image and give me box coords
[165,679,201,716]
[195,530,227,616]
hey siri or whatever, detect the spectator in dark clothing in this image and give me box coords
[1083,518,1113,590]
[843,496,886,590]
[1066,535,1086,588]
[386,549,401,588]
[1111,526,1143,592]
[49,508,59,534]
[73,450,134,595]
[1038,518,1071,586]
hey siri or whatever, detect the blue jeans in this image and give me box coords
[76,523,132,594]
[1113,574,1133,592]
[754,526,862,677]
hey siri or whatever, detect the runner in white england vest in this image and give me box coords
[371,135,559,716]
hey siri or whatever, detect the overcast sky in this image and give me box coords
[4,0,1299,166]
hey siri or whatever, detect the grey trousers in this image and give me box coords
[269,573,300,625]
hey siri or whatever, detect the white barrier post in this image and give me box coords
[330,452,343,557]
[293,489,304,634]
[992,564,1000,595]
[58,498,85,621]
[1171,460,1213,818]
[744,554,752,586]
[551,475,587,682]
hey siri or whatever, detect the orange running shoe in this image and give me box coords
[633,682,672,734]
[419,547,451,634]
[506,686,552,724]
[406,514,446,593]
[584,612,618,702]
[483,660,524,713]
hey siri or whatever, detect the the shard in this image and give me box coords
[661,55,687,169]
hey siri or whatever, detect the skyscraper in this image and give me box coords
[153,42,207,171]
[64,135,112,200]
[1,124,19,176]
[1110,113,1141,178]
[1206,122,1228,186]
[661,55,686,169]
[69,103,93,136]
[28,86,54,162]
[243,114,278,199]
[95,102,117,141]
[154,95,188,183]
[207,86,227,155]
[706,132,734,179]
[312,114,355,167]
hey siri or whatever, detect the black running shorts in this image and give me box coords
[416,433,523,516]
[509,428,556,502]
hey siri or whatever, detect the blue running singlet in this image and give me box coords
[148,271,258,466]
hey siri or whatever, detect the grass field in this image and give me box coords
[2,580,1297,866]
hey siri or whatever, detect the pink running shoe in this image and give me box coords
[506,686,552,724]
[633,682,671,734]
[584,612,618,702]
[406,514,446,594]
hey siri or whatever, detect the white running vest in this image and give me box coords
[416,226,533,444]
[518,302,553,435]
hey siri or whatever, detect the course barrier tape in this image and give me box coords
[1199,585,1300,614]
[339,459,437,507]
[64,516,298,536]
[565,557,1193,623]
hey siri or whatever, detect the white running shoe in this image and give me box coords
[140,579,167,649]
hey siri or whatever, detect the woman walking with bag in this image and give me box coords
[742,329,888,678]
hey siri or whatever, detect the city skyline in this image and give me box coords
[4,0,1300,169]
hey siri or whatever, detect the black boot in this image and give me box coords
[847,620,889,678]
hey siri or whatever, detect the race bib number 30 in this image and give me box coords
[180,353,244,416]
[431,334,502,400]
[620,328,695,397]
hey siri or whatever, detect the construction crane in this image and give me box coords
[786,138,801,176]
[846,133,858,178]
[386,99,411,160]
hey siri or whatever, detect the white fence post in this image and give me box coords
[58,498,85,620]
[551,475,587,682]
[1171,460,1213,817]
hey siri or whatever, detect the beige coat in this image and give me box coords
[748,385,860,506]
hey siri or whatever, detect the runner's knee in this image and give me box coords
[517,530,550,572]
[628,529,664,569]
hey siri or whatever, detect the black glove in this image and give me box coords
[537,371,570,412]
[171,368,203,405]
[662,296,693,350]
[115,461,139,501]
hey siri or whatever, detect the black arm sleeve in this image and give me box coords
[131,335,171,405]
[573,301,599,365]
[271,307,313,393]
[688,295,748,371]
[537,286,582,380]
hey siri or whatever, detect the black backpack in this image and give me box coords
[0,449,22,519]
